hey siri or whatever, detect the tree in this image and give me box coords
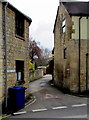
[29,38,42,62]
[40,47,51,66]
[35,47,51,66]
[29,38,51,68]
[42,48,51,60]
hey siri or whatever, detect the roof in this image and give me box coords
[1,1,32,23]
[62,2,89,16]
[53,2,89,33]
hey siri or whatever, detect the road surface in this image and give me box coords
[7,75,88,119]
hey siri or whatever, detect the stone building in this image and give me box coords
[53,2,89,93]
[0,1,32,104]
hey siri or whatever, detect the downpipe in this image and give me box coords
[78,16,82,94]
[4,2,8,109]
[86,53,89,91]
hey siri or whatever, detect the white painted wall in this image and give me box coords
[72,16,88,40]
[72,16,79,39]
[81,17,88,39]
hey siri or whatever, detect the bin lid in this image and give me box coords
[10,86,27,90]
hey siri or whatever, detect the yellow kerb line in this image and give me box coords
[0,114,11,119]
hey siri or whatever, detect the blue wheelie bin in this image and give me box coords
[9,86,27,110]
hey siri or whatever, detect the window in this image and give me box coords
[15,13,24,38]
[62,19,66,33]
[64,48,67,59]
[16,60,24,84]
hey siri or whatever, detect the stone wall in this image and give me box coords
[5,7,30,96]
[54,3,89,93]
[0,4,31,103]
[29,69,43,82]
[0,3,4,102]
[54,4,72,89]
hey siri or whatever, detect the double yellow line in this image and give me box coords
[0,96,36,119]
[0,114,11,119]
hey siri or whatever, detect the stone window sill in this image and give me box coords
[15,34,25,40]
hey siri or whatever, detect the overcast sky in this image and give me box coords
[7,0,88,50]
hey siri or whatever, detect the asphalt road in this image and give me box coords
[7,75,88,119]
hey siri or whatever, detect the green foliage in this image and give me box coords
[29,60,35,71]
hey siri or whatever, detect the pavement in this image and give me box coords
[0,96,36,119]
[0,90,36,119]
[50,81,89,98]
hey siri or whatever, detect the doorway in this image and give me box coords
[16,60,24,82]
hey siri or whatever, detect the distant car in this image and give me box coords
[37,66,46,75]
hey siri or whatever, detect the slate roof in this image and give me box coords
[62,2,89,16]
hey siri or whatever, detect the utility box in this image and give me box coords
[9,86,27,110]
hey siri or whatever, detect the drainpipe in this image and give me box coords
[86,53,88,91]
[4,2,8,109]
[78,16,82,93]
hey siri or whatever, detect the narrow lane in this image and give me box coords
[8,75,88,118]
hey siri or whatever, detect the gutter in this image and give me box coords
[3,2,8,109]
[78,16,82,93]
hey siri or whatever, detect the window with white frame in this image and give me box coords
[62,19,66,33]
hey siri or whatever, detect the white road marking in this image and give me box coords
[25,96,36,108]
[45,94,54,98]
[13,111,27,115]
[44,94,60,99]
[32,108,47,112]
[52,106,67,110]
[72,104,87,107]
[31,103,87,113]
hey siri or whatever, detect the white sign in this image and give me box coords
[7,70,16,73]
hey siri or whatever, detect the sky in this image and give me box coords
[7,0,88,50]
